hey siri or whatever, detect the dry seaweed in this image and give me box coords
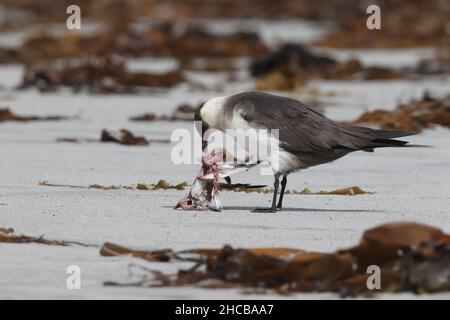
[102,222,450,296]
[88,184,121,190]
[152,180,189,190]
[414,49,450,75]
[56,133,169,145]
[0,47,20,64]
[5,1,449,55]
[38,179,372,197]
[250,44,336,78]
[38,181,86,189]
[16,19,266,63]
[0,227,95,247]
[0,108,71,123]
[342,223,447,271]
[251,45,405,91]
[20,56,184,93]
[315,1,450,49]
[290,186,374,196]
[231,185,373,195]
[129,113,158,122]
[38,180,189,191]
[100,129,149,146]
[100,242,175,262]
[129,103,201,122]
[5,1,447,96]
[55,138,80,143]
[352,93,450,133]
[148,24,267,59]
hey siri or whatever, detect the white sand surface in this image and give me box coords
[1,59,449,299]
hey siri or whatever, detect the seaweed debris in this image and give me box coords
[38,180,189,191]
[352,93,450,133]
[0,108,71,123]
[102,222,450,297]
[0,227,95,247]
[251,44,405,91]
[100,129,149,146]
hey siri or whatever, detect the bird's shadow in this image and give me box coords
[164,205,383,213]
[224,206,381,213]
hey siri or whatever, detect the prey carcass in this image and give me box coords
[175,150,258,211]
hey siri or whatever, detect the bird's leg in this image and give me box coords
[252,173,281,213]
[276,174,288,209]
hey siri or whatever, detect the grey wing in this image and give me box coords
[225,92,378,153]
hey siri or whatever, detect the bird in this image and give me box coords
[194,91,420,212]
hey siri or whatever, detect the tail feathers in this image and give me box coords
[374,129,416,139]
[373,138,409,147]
[362,137,431,152]
[403,144,433,148]
[343,126,431,152]
[361,129,432,151]
[373,129,432,147]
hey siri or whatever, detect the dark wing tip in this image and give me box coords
[375,129,417,139]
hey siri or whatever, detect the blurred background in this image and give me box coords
[1,0,449,94]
